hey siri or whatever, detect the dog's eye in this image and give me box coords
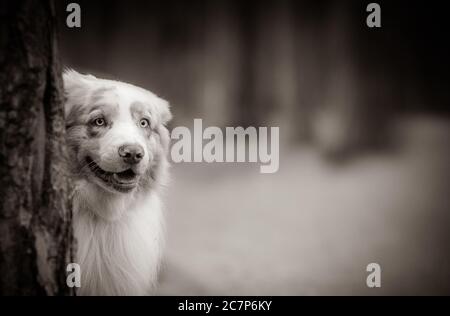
[139,118,150,128]
[94,118,105,126]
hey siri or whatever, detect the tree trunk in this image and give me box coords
[0,0,73,295]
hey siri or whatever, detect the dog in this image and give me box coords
[63,70,171,295]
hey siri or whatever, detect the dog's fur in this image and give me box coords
[63,70,171,295]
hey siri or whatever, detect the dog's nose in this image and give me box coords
[118,144,145,164]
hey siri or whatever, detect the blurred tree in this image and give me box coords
[0,0,73,295]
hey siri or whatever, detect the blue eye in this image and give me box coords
[139,118,150,128]
[94,118,105,126]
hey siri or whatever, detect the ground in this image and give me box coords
[157,115,450,295]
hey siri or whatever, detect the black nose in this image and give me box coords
[118,144,145,164]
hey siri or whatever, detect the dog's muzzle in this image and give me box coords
[86,156,139,193]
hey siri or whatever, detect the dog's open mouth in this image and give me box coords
[86,157,138,192]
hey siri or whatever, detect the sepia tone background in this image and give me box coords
[57,0,449,295]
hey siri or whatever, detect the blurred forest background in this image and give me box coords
[57,0,450,295]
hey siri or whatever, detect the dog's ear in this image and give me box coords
[62,69,97,115]
[63,69,97,92]
[155,97,172,126]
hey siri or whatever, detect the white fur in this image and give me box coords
[73,182,164,295]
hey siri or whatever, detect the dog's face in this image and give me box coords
[63,70,171,194]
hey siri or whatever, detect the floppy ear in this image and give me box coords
[155,97,172,126]
[62,69,97,116]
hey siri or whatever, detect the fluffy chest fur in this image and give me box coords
[73,182,164,296]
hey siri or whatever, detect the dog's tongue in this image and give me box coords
[113,169,136,183]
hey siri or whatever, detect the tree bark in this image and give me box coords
[0,0,73,295]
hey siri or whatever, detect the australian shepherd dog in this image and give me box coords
[63,70,171,295]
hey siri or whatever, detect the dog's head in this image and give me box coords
[63,70,171,195]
